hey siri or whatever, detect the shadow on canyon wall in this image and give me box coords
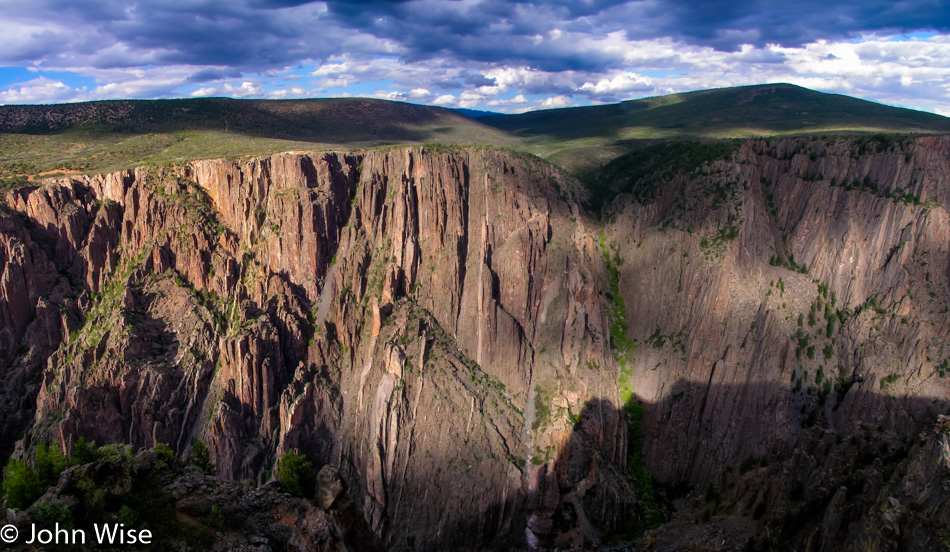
[2,182,949,551]
[400,379,948,551]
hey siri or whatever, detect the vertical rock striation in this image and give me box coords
[1,136,949,550]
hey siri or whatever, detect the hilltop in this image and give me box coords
[480,83,950,172]
[2,83,950,180]
[0,97,516,179]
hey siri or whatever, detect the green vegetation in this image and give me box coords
[0,439,241,550]
[3,443,70,509]
[482,83,950,174]
[700,220,741,258]
[3,457,43,509]
[769,251,808,274]
[3,440,177,515]
[830,164,942,208]
[739,454,766,474]
[0,97,516,183]
[582,139,740,210]
[623,399,662,535]
[275,451,316,499]
[532,386,553,431]
[3,83,948,197]
[602,234,637,403]
[191,439,216,475]
[880,373,901,390]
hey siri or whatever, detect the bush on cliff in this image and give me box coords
[3,443,68,509]
[191,439,216,475]
[275,451,315,499]
[3,458,43,509]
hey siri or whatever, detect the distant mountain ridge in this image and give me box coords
[481,83,950,137]
[4,84,946,138]
[479,83,950,172]
[1,84,949,179]
[0,96,492,141]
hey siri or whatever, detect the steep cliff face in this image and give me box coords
[601,135,950,550]
[604,136,949,480]
[2,147,632,549]
[2,137,949,550]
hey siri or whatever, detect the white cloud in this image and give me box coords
[312,62,350,76]
[578,72,652,95]
[487,94,528,107]
[431,94,457,106]
[538,95,572,109]
[0,77,76,104]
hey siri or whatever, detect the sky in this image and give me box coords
[1,0,950,114]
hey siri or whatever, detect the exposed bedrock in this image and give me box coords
[1,136,948,549]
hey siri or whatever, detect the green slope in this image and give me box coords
[481,83,950,173]
[2,84,950,184]
[0,97,517,179]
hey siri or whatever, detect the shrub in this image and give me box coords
[822,344,834,360]
[739,454,759,473]
[98,444,134,472]
[3,459,42,509]
[34,501,74,528]
[154,442,176,468]
[75,475,105,519]
[71,437,99,465]
[191,439,216,475]
[34,443,67,487]
[117,505,144,529]
[275,451,315,499]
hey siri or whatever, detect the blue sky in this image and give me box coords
[2,0,950,114]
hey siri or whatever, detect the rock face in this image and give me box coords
[1,136,949,550]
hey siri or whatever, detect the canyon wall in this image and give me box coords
[1,136,949,550]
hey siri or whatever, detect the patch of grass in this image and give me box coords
[532,386,553,432]
[879,373,901,390]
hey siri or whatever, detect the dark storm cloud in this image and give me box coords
[321,0,632,71]
[186,68,245,84]
[464,73,497,87]
[1,0,341,70]
[639,0,950,50]
[312,0,950,70]
[3,0,948,73]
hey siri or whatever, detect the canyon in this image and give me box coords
[1,133,949,550]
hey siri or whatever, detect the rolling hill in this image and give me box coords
[480,83,950,172]
[2,84,950,181]
[0,97,516,180]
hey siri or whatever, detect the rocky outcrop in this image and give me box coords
[2,445,380,552]
[2,136,949,550]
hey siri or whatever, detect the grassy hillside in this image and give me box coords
[0,97,516,180]
[481,84,950,173]
[2,84,950,184]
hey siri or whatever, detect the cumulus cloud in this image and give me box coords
[538,95,572,109]
[0,77,77,104]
